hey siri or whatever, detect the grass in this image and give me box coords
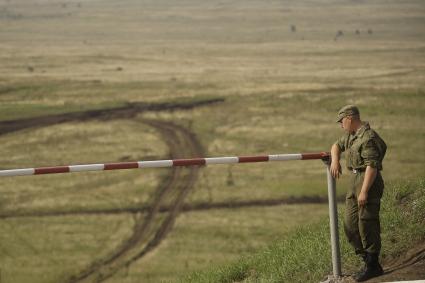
[1,86,423,282]
[0,214,136,283]
[0,79,222,121]
[0,0,424,282]
[0,120,168,216]
[183,178,425,283]
[114,204,330,283]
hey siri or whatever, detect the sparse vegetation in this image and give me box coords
[183,179,425,283]
[0,0,424,282]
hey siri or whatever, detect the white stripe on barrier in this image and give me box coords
[0,152,329,177]
[138,160,173,168]
[0,168,35,177]
[69,164,105,172]
[205,157,239,165]
[269,154,302,161]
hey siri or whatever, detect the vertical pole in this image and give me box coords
[326,163,342,277]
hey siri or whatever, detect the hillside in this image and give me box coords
[183,179,425,283]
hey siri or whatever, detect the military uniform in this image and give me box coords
[335,121,387,256]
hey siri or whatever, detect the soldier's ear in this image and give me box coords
[346,115,354,122]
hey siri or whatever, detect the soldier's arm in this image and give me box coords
[358,138,380,206]
[330,135,347,179]
[330,143,342,179]
[358,166,377,206]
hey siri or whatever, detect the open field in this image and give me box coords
[0,0,424,282]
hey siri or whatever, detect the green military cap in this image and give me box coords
[336,105,360,122]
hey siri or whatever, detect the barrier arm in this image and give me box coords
[0,152,329,177]
[0,151,341,278]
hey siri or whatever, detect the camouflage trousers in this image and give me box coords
[344,170,384,255]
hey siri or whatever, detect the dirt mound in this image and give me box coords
[335,241,425,283]
[369,241,425,282]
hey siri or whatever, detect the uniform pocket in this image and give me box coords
[354,172,365,196]
[359,203,380,220]
[349,145,363,168]
[368,173,384,199]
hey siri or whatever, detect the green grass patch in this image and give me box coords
[183,178,425,283]
[108,204,330,283]
[0,214,135,283]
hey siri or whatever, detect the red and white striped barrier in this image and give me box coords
[0,150,342,277]
[0,152,329,177]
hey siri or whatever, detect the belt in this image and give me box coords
[351,168,365,174]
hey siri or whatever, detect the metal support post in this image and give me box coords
[324,158,342,277]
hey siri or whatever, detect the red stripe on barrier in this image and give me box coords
[238,155,269,163]
[104,162,139,170]
[301,152,329,160]
[1,152,333,177]
[35,166,70,175]
[173,158,206,166]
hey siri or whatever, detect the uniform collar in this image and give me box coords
[354,121,370,138]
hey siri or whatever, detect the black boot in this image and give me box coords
[354,253,383,282]
[353,254,368,278]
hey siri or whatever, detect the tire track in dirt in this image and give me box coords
[0,101,338,282]
[0,98,224,136]
[65,118,205,283]
[0,100,215,283]
[0,99,338,283]
[124,119,205,278]
[0,195,337,219]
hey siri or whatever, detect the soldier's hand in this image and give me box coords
[358,191,368,207]
[330,161,342,179]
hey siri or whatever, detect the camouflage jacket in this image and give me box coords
[335,122,387,171]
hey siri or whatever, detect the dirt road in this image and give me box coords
[0,100,210,283]
[66,119,205,283]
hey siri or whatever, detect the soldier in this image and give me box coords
[330,105,387,282]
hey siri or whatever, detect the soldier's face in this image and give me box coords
[340,116,352,132]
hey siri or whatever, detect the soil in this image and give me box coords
[324,243,425,283]
[367,241,425,282]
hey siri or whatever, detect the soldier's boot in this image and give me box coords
[353,254,367,278]
[353,253,383,282]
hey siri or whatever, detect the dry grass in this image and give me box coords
[0,119,168,215]
[111,204,330,283]
[0,0,424,282]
